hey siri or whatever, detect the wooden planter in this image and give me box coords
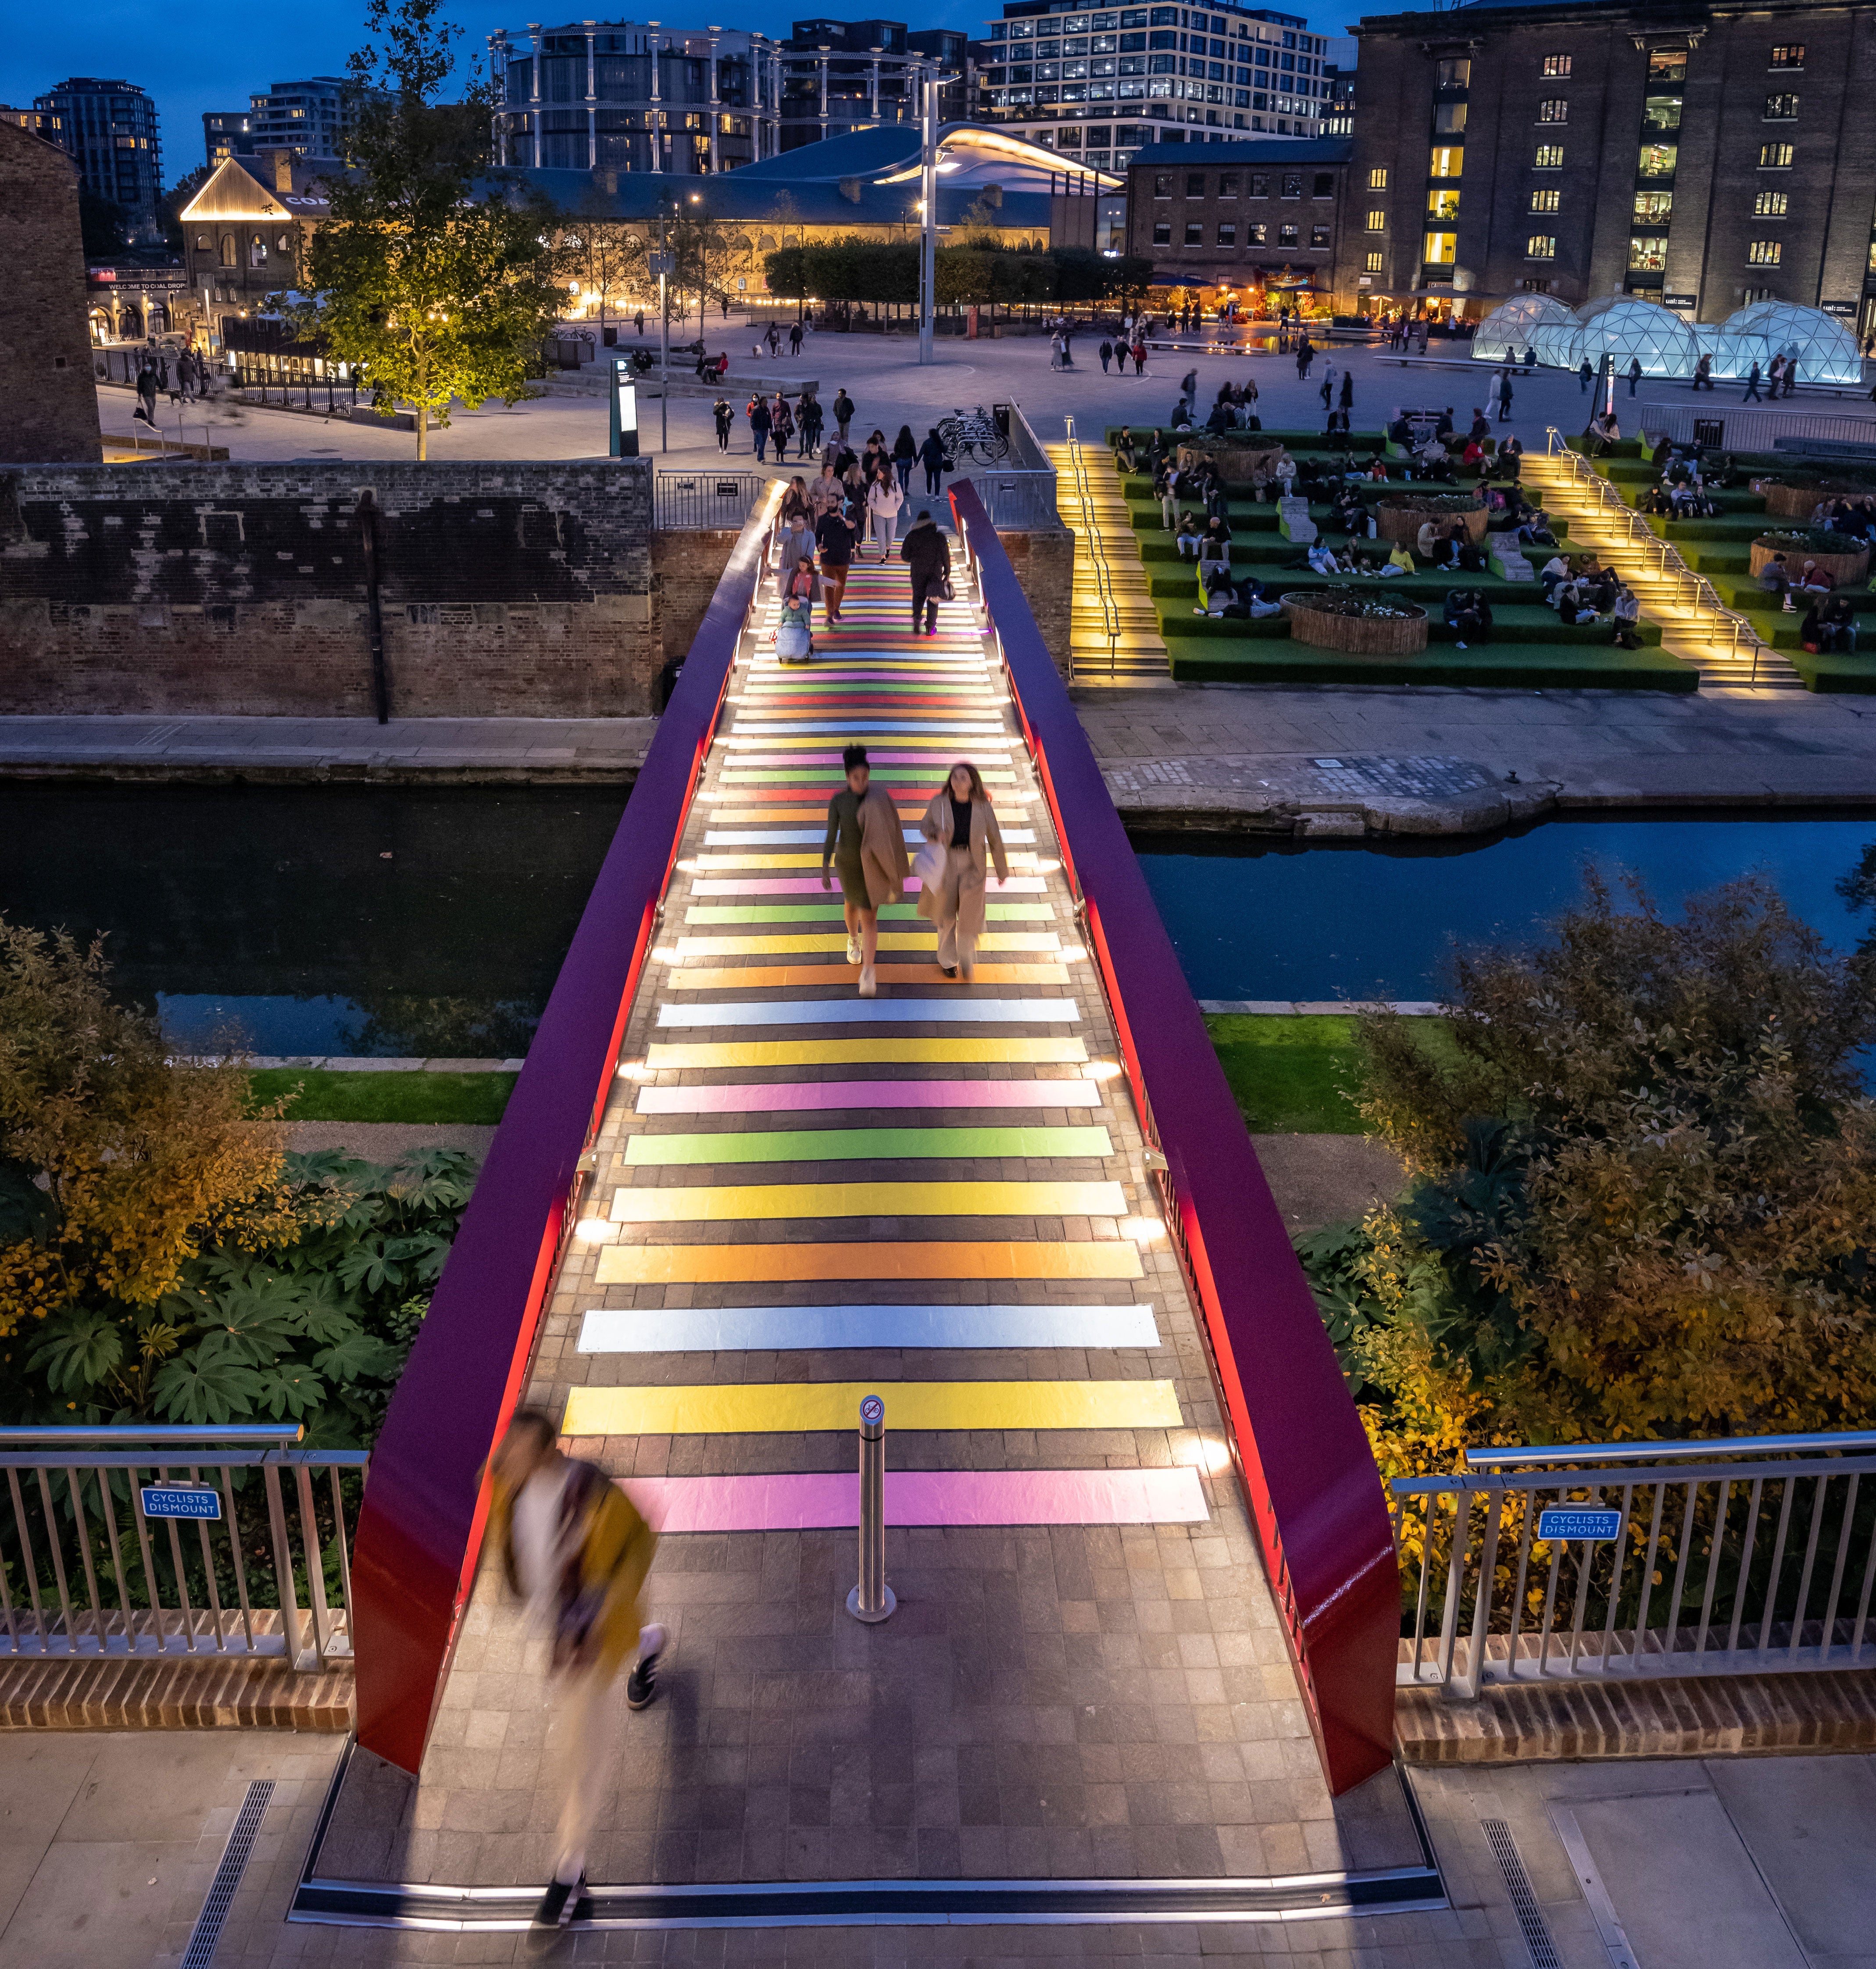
[1281,592,1429,654]
[1177,440,1288,487]
[1749,536,1870,585]
[1757,480,1876,521]
[1374,497,1489,546]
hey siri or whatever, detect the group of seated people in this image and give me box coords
[1808,494,1876,543]
[1800,595,1861,652]
[1203,381,1264,433]
[1300,539,1418,578]
[1583,410,1622,457]
[1194,567,1286,618]
[1758,552,1839,602]
[1442,589,1494,646]
[1539,554,1643,641]
[1637,481,1721,519]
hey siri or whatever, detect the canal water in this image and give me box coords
[1133,813,1876,1003]
[0,788,1869,1054]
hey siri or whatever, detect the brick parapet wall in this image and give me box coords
[0,458,666,717]
[1001,522,1076,676]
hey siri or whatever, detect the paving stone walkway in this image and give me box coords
[293,531,1428,1937]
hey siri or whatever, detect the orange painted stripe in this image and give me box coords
[593,1241,1145,1284]
[666,962,1071,990]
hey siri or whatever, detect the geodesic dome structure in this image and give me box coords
[1471,292,1575,364]
[1528,316,1584,371]
[1572,295,1703,379]
[1716,301,1862,385]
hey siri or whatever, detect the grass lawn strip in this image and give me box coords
[247,1067,518,1124]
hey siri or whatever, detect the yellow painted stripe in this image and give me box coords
[606,1179,1127,1223]
[642,1038,1090,1068]
[561,1379,1182,1437]
[672,933,1063,956]
[594,1239,1141,1284]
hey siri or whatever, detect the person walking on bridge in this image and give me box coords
[822,744,908,998]
[917,760,1009,983]
[488,1409,663,1930]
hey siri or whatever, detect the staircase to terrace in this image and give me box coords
[1047,420,1171,685]
[1522,434,1803,691]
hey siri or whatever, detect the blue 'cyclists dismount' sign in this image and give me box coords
[1537,1507,1622,1542]
[141,1485,222,1521]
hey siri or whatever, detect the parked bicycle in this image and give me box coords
[935,405,1010,464]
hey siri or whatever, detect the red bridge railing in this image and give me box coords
[948,479,1398,1795]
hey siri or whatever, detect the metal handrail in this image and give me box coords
[1542,427,1767,679]
[1469,1428,1876,1470]
[0,1424,304,1449]
[1061,414,1122,681]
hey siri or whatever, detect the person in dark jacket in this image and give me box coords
[917,427,947,496]
[749,396,772,461]
[832,388,856,442]
[712,397,734,450]
[900,510,951,635]
[892,423,917,493]
[815,502,859,622]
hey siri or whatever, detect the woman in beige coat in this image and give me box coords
[917,760,1009,981]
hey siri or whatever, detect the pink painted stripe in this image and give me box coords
[636,1077,1103,1113]
[690,877,1050,896]
[618,1467,1208,1532]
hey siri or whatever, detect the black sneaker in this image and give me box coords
[626,1650,661,1710]
[535,1876,579,1927]
[569,1882,596,1925]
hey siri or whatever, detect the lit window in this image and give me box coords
[1365,250,1383,272]
[1530,188,1560,214]
[1769,44,1805,69]
[1429,145,1462,178]
[1747,239,1783,264]
[1542,54,1571,76]
[1754,191,1788,217]
[1364,207,1385,231]
[1764,93,1798,119]
[1634,190,1672,223]
[1759,142,1794,168]
[1640,144,1679,177]
[1278,222,1298,246]
[1426,189,1460,220]
[1423,228,1457,264]
[1628,237,1666,271]
[1526,235,1556,260]
[1648,51,1687,84]
[1367,164,1386,189]
[1246,222,1265,245]
[1534,144,1564,169]
[1310,224,1329,248]
[1538,98,1568,123]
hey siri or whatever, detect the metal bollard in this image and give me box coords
[846,1394,896,1623]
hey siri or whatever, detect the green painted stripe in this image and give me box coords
[684,903,1055,924]
[621,1125,1115,1166]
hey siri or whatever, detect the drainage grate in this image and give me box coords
[181,1779,275,1969]
[1481,1818,1564,1969]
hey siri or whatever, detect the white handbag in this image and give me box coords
[911,839,945,885]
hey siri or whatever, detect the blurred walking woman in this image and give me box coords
[917,761,1009,981]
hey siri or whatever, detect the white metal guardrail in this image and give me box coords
[1637,401,1876,450]
[1390,1428,1876,1697]
[0,1425,364,1671]
[1543,426,1764,681]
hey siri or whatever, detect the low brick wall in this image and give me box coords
[0,1652,354,1730]
[651,527,740,685]
[1001,523,1076,676]
[0,458,668,717]
[1397,1668,1876,1763]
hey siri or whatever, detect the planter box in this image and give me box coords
[1749,537,1870,585]
[1375,497,1488,546]
[1756,480,1876,521]
[1280,591,1429,654]
[1177,439,1288,487]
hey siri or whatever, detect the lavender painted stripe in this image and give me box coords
[620,1466,1206,1532]
[579,1302,1161,1353]
[690,877,1050,896]
[635,1078,1102,1114]
[656,999,1081,1029]
[703,829,1037,847]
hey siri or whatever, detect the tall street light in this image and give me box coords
[918,64,937,366]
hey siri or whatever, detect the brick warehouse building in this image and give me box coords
[1128,136,1352,306]
[1336,0,1876,338]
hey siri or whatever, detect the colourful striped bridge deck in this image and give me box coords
[541,550,1215,1537]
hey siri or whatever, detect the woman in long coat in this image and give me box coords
[917,760,1009,981]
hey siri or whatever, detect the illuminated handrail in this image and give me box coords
[1060,413,1121,680]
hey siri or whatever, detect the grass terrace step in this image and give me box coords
[1163,638,1697,689]
[1787,648,1876,692]
[1161,590,1662,646]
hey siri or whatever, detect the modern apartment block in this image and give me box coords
[247,78,351,157]
[972,0,1336,176]
[203,110,255,166]
[32,78,162,233]
[779,20,970,151]
[1339,0,1876,335]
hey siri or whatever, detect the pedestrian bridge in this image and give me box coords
[297,482,1421,1934]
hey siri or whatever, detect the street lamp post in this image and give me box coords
[652,193,678,452]
[917,63,937,366]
